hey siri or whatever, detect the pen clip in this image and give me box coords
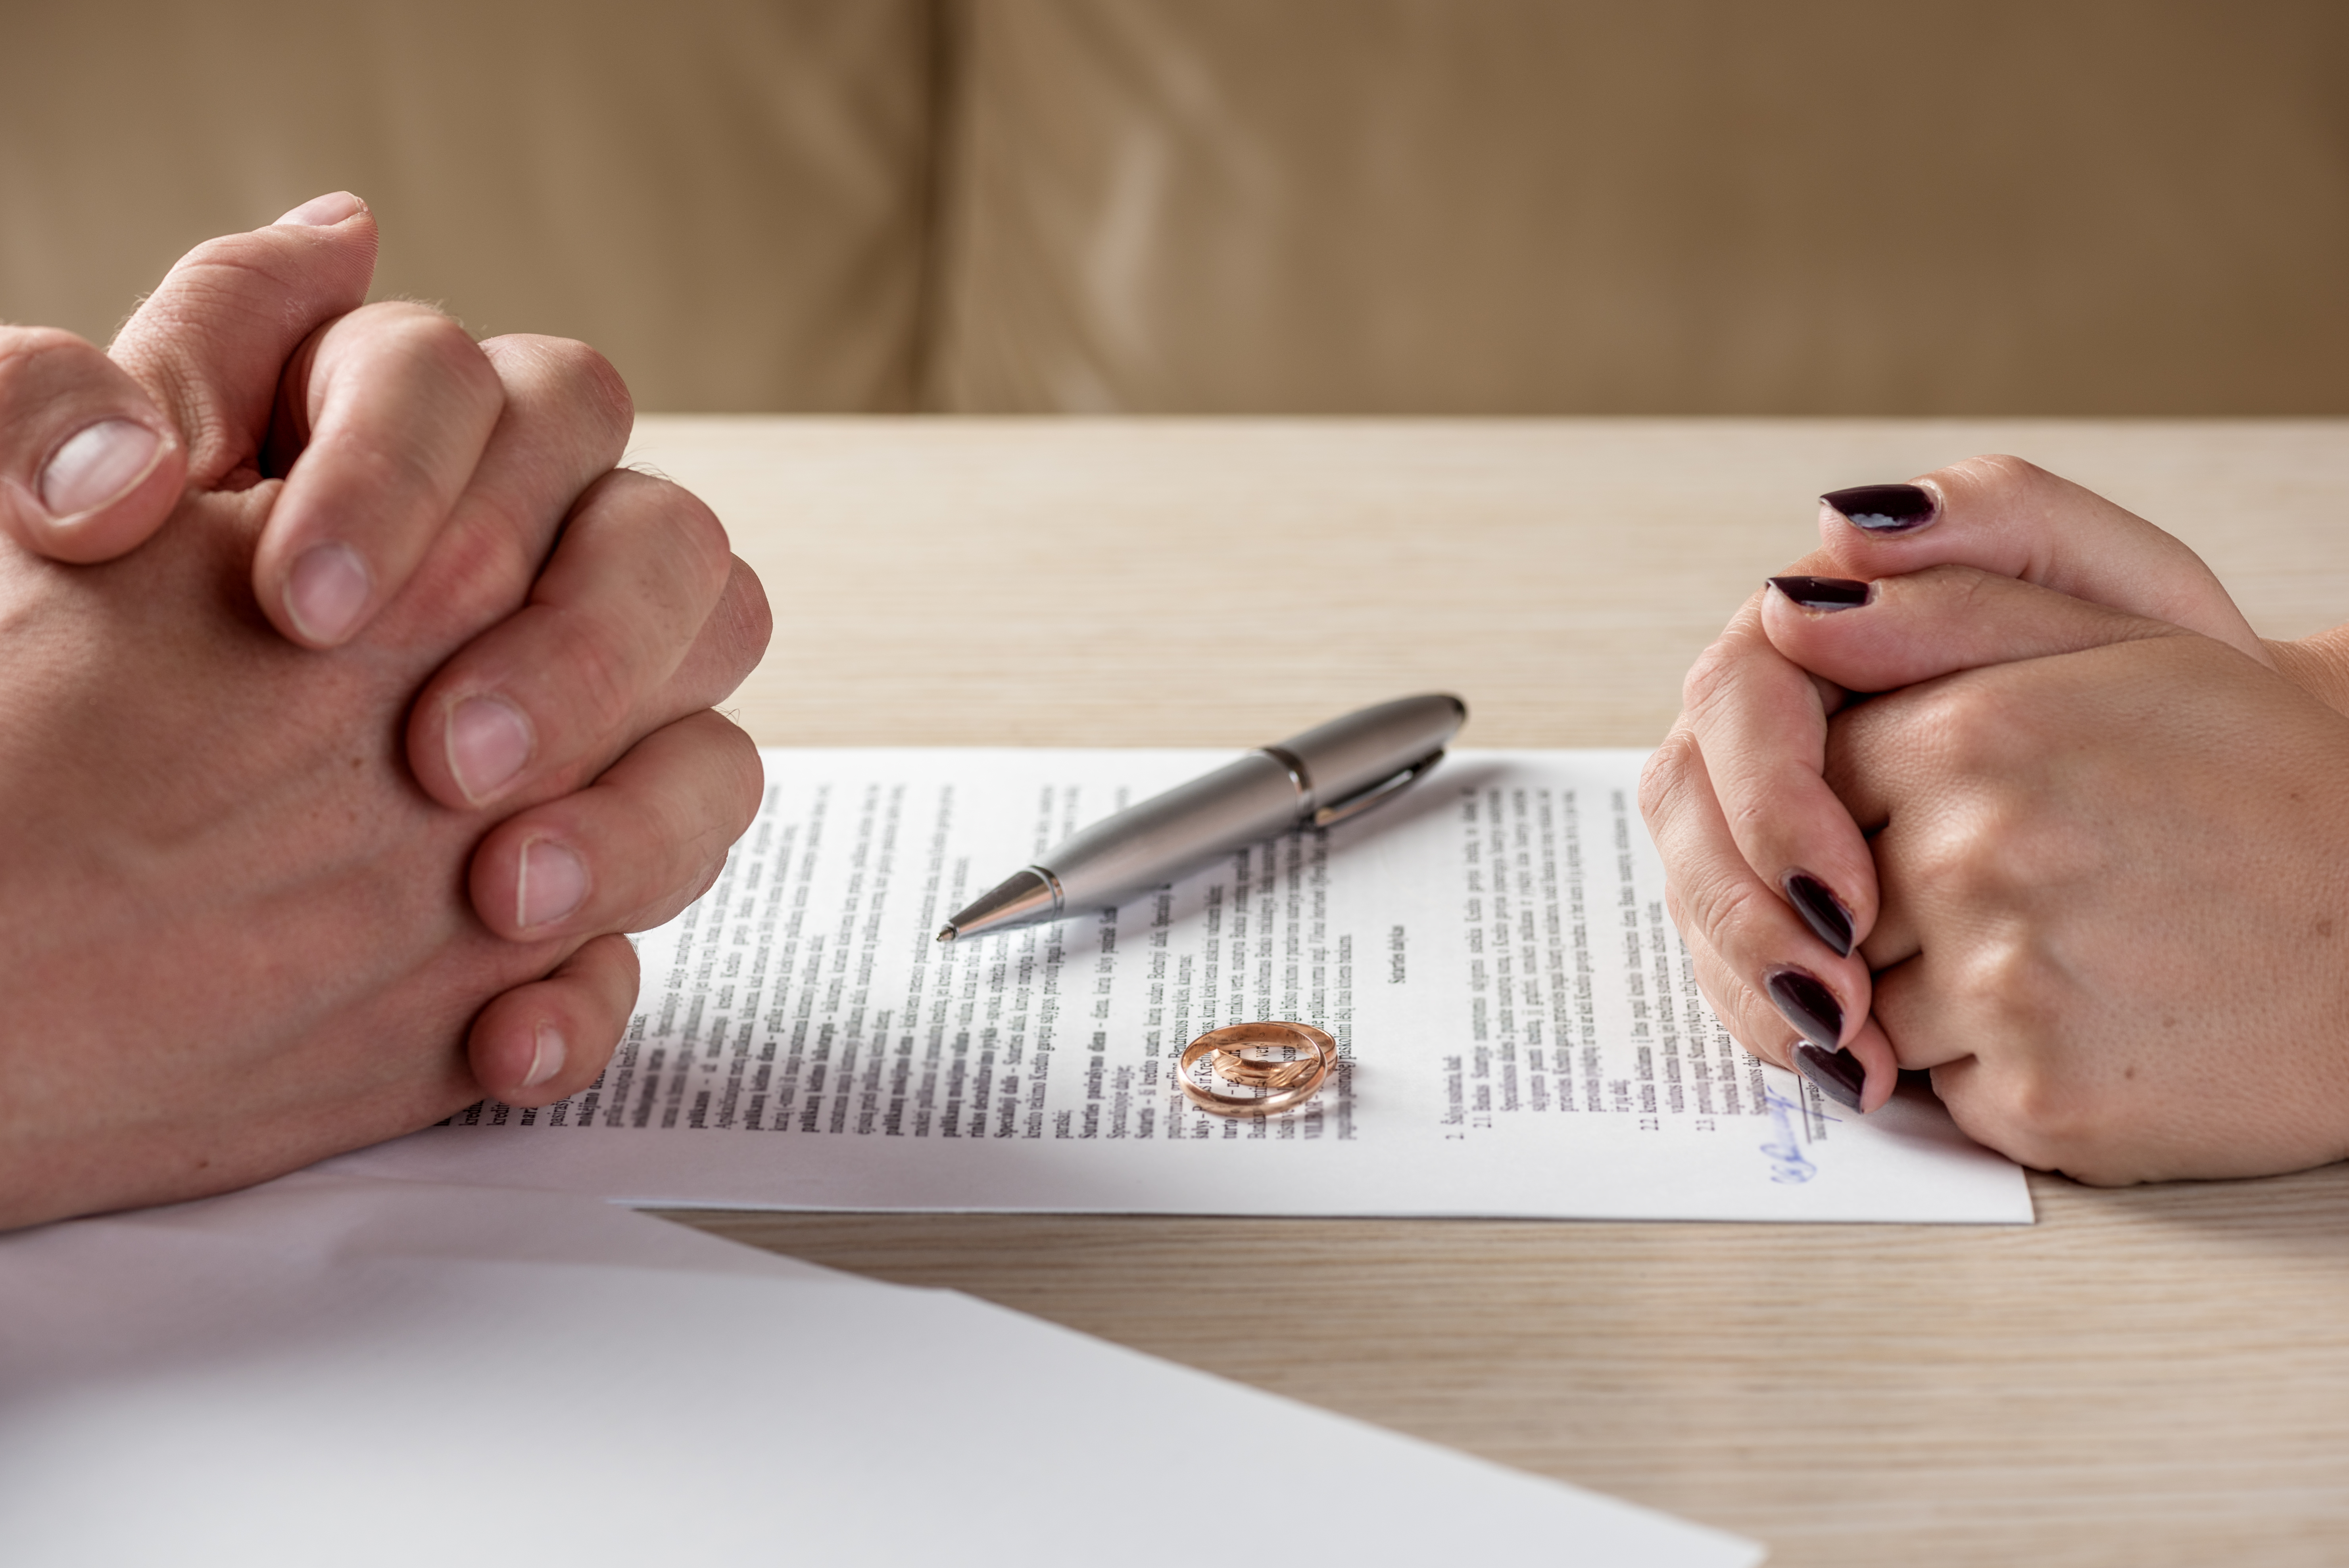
[1310,750,1446,828]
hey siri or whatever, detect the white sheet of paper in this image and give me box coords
[334,749,2028,1223]
[0,1172,1763,1568]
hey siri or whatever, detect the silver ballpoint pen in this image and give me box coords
[936,693,1467,944]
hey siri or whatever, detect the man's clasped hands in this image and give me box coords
[1,195,769,1228]
[10,197,2348,1230]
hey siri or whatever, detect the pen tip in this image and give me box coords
[935,925,957,944]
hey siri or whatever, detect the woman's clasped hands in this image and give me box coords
[1643,455,2349,1185]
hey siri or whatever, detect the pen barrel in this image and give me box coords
[1044,751,1304,909]
[1276,693,1466,811]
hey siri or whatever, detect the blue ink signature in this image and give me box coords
[1759,1085,1839,1185]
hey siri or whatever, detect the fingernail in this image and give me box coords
[1769,575,1873,611]
[38,418,161,519]
[521,1023,567,1090]
[284,542,372,643]
[1781,871,1854,958]
[1794,1042,1867,1112]
[447,696,533,803]
[1765,966,1844,1051]
[275,191,367,227]
[1822,483,1937,534]
[517,839,589,929]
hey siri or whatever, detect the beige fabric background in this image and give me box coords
[0,0,935,412]
[934,0,2349,415]
[3,0,2346,414]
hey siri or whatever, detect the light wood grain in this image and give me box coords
[628,417,2349,1567]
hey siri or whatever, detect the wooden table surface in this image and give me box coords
[626,417,2349,1568]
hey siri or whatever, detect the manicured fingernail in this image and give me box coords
[517,839,589,929]
[1769,575,1873,611]
[284,542,372,643]
[38,418,162,519]
[275,191,367,227]
[1794,1042,1867,1111]
[447,696,533,803]
[1782,871,1854,958]
[521,1023,567,1090]
[1822,483,1937,533]
[1765,966,1844,1050]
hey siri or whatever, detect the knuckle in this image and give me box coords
[505,335,635,436]
[1964,936,2072,1033]
[1679,635,1744,720]
[544,613,642,745]
[1979,1066,2098,1173]
[1901,805,2050,908]
[1684,935,1787,1064]
[160,230,368,331]
[556,931,640,1011]
[415,515,537,630]
[683,854,730,908]
[1678,864,1776,961]
[1702,979,1786,1067]
[715,719,766,823]
[666,487,733,585]
[652,475,732,567]
[1719,759,1808,844]
[588,469,734,599]
[668,711,765,828]
[622,716,766,912]
[363,305,497,402]
[168,230,277,284]
[1936,451,2049,506]
[1914,677,2026,777]
[1934,944,2101,1165]
[1638,727,1699,824]
[621,839,732,935]
[1988,815,2094,897]
[1728,1023,1790,1070]
[587,933,643,1013]
[1899,820,1982,903]
[721,558,775,671]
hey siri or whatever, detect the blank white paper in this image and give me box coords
[0,1172,1763,1568]
[334,749,2028,1223]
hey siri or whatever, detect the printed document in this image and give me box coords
[337,749,2030,1223]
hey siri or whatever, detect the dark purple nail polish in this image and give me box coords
[1821,483,1937,534]
[1781,871,1853,958]
[1767,575,1872,611]
[1794,1042,1867,1111]
[1765,966,1844,1051]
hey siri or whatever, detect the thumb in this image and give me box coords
[1761,563,2193,697]
[107,192,379,489]
[1812,454,2265,663]
[0,327,184,563]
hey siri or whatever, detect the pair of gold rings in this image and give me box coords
[1177,1022,1337,1117]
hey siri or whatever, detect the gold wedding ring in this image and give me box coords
[1210,1048,1321,1089]
[1178,1022,1337,1117]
